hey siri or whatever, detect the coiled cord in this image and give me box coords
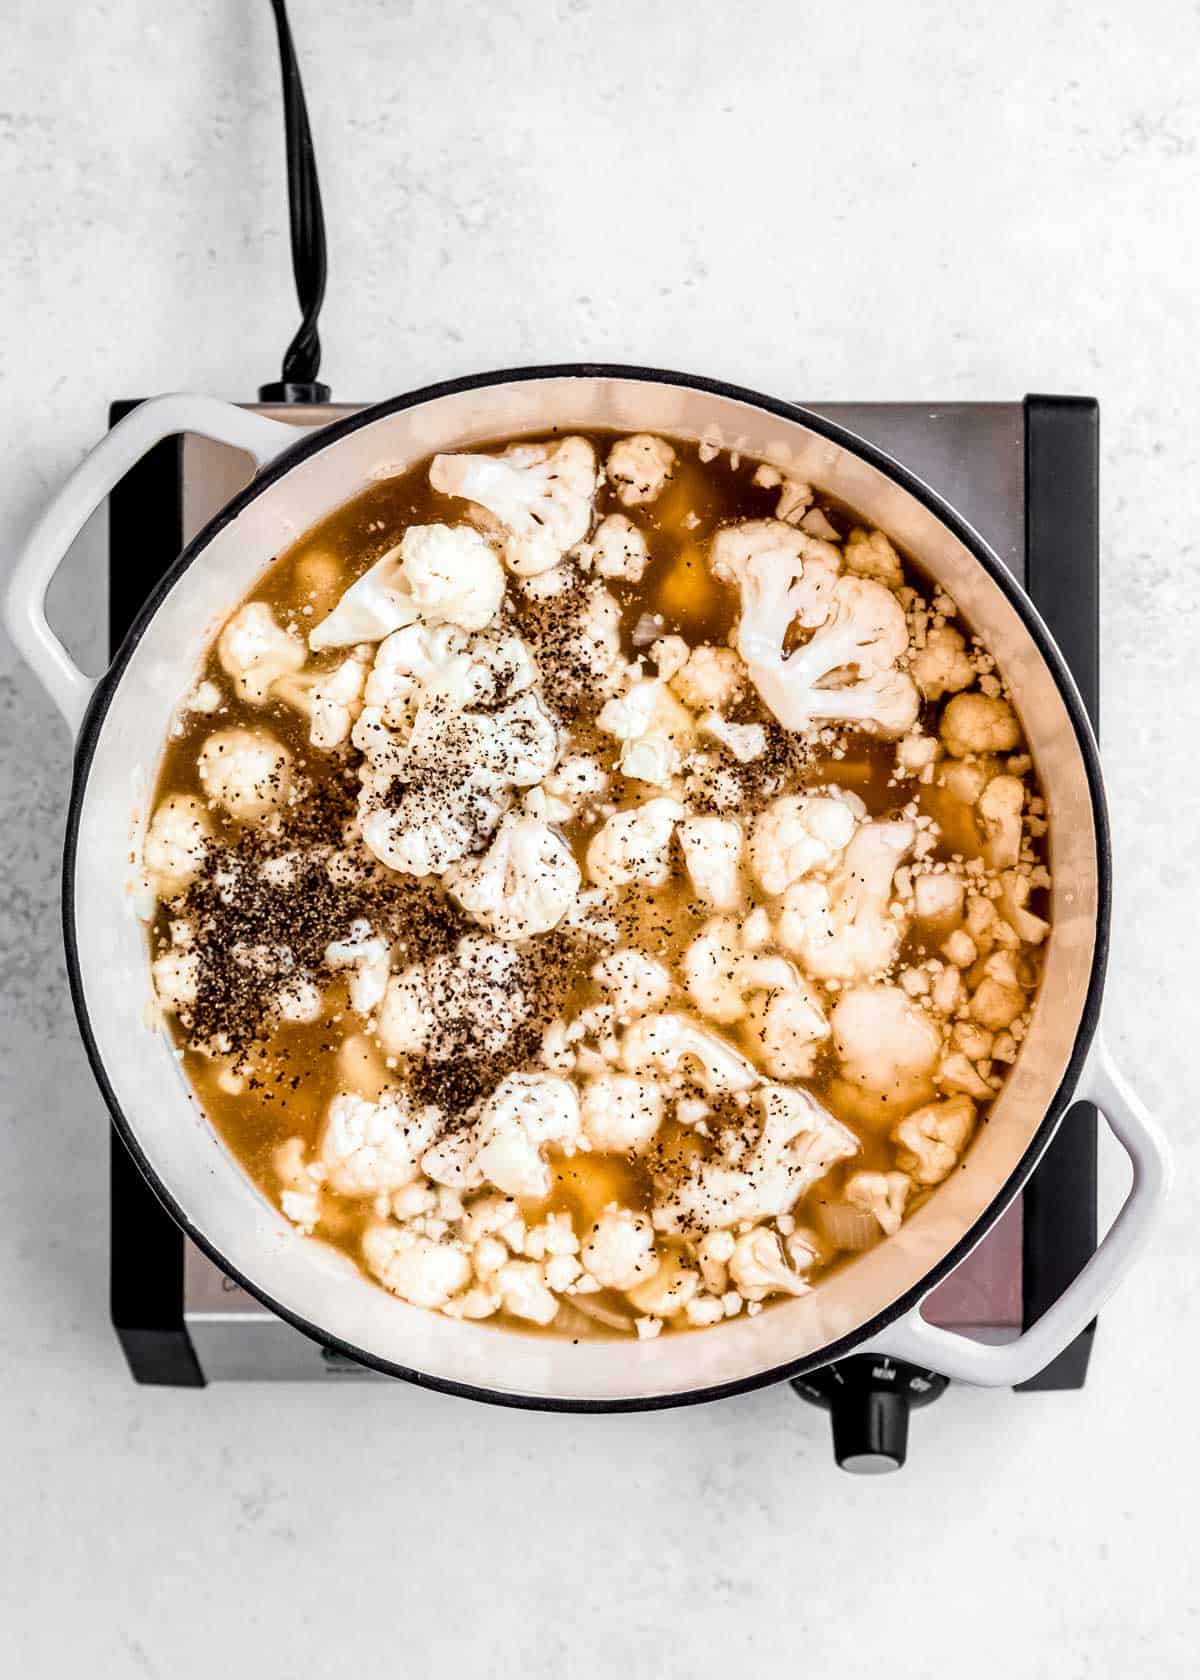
[259,0,330,403]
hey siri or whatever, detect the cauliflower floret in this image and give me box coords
[325,919,391,1016]
[468,1073,582,1199]
[580,1073,664,1151]
[445,814,580,941]
[940,691,1021,758]
[197,728,292,824]
[431,437,597,576]
[276,975,323,1024]
[913,871,965,925]
[605,434,676,507]
[319,1090,442,1197]
[144,793,213,899]
[843,1170,911,1237]
[832,983,942,1103]
[713,521,918,737]
[699,713,767,764]
[582,1205,660,1289]
[843,527,904,589]
[592,948,672,1020]
[152,948,199,1012]
[682,917,744,1023]
[586,797,686,889]
[740,955,830,1079]
[778,817,913,980]
[582,513,650,582]
[541,753,608,817]
[654,1083,857,1233]
[358,686,558,878]
[969,950,1027,1030]
[677,816,744,912]
[977,774,1025,869]
[749,790,863,895]
[310,653,369,749]
[362,1223,472,1308]
[620,1010,759,1095]
[910,624,976,701]
[626,1252,701,1317]
[757,575,918,738]
[377,935,530,1061]
[217,601,306,704]
[669,643,745,712]
[398,522,507,629]
[998,869,1050,945]
[596,677,694,787]
[893,1094,977,1185]
[494,1260,560,1325]
[728,1227,810,1301]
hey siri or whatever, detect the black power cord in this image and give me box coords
[259,0,330,404]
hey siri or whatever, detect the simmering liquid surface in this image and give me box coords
[145,430,1051,1338]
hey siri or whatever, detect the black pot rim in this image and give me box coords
[63,362,1111,1412]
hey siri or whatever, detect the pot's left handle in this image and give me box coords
[861,1033,1170,1386]
[3,394,301,738]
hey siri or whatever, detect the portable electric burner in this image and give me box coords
[106,392,1101,1466]
[97,1,1101,1471]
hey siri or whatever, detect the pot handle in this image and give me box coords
[3,394,301,738]
[860,1034,1170,1386]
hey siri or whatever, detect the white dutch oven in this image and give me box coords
[4,366,1170,1409]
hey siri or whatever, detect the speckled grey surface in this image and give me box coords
[2,1,1197,1674]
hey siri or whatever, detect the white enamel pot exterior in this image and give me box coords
[4,367,1170,1408]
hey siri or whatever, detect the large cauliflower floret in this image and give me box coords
[939,691,1021,758]
[362,1223,472,1308]
[893,1094,977,1185]
[357,679,559,877]
[582,1205,660,1288]
[324,919,392,1017]
[364,622,536,732]
[430,437,598,576]
[778,817,914,981]
[580,513,650,582]
[197,728,292,825]
[144,793,213,899]
[910,624,976,701]
[591,948,673,1021]
[713,521,919,738]
[654,1082,858,1234]
[843,527,904,589]
[677,816,744,912]
[217,602,306,704]
[669,643,745,712]
[843,1169,911,1237]
[423,1073,582,1199]
[445,813,581,940]
[310,523,505,649]
[605,434,676,507]
[586,797,686,889]
[317,1090,442,1197]
[377,934,531,1061]
[832,983,942,1105]
[748,790,864,895]
[579,1074,664,1151]
[596,677,695,787]
[727,1227,810,1300]
[681,919,830,1078]
[619,1010,759,1096]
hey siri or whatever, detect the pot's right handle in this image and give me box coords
[861,1034,1170,1386]
[3,394,302,738]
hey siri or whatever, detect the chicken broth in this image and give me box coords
[145,428,1051,1338]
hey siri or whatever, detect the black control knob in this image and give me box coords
[791,1355,949,1474]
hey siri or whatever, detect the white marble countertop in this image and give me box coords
[2,1,1197,1673]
